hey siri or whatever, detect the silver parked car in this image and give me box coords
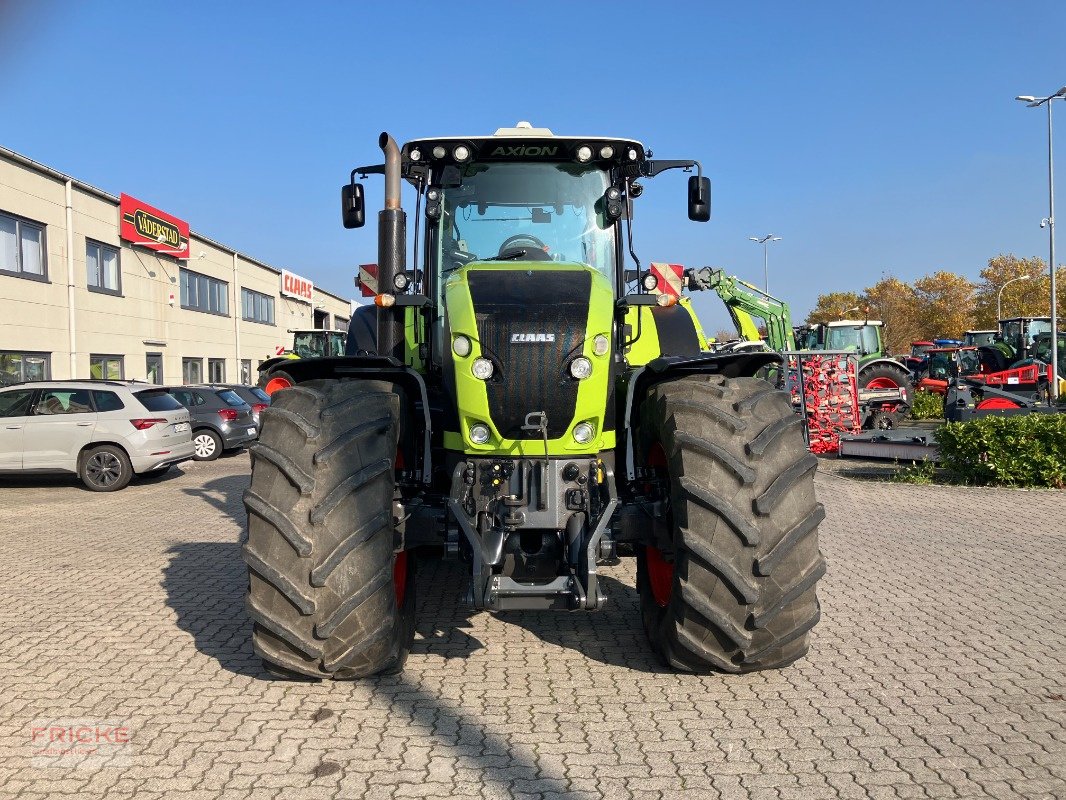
[0,380,194,491]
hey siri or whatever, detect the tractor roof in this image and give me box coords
[406,121,644,147]
[964,329,997,334]
[826,319,882,327]
[403,122,647,165]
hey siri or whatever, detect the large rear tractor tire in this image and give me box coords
[243,379,415,679]
[858,362,910,392]
[637,375,826,673]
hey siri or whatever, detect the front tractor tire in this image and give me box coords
[243,379,415,679]
[637,375,826,673]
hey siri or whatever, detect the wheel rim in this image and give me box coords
[86,452,122,486]
[194,434,217,458]
[393,552,408,605]
[645,441,674,608]
[866,376,900,389]
[645,545,674,608]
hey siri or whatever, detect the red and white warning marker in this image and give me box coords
[648,262,685,297]
[358,263,379,298]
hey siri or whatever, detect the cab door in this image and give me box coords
[23,388,98,471]
[0,389,36,470]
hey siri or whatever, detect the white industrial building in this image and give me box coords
[0,145,352,386]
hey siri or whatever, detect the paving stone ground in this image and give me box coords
[0,454,1063,799]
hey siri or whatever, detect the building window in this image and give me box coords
[179,268,228,315]
[146,353,163,385]
[90,354,124,380]
[334,316,349,331]
[208,358,226,383]
[241,288,275,325]
[87,240,121,294]
[240,359,252,385]
[0,350,50,383]
[0,211,46,280]
[182,358,203,384]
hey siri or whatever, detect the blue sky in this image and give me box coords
[2,1,1064,332]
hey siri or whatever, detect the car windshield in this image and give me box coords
[248,387,270,403]
[911,344,933,356]
[217,390,246,407]
[136,389,184,412]
[436,161,616,282]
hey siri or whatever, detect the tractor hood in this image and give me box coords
[442,262,615,455]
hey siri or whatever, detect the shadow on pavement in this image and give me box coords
[181,473,250,530]
[165,541,662,679]
[162,541,268,679]
[162,544,652,793]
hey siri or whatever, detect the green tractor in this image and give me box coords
[802,320,911,392]
[257,329,348,392]
[246,123,825,679]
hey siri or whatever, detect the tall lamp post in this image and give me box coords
[1016,87,1065,399]
[997,274,1031,321]
[748,234,781,294]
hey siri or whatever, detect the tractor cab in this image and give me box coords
[963,330,997,348]
[998,316,1053,361]
[822,320,884,357]
[291,329,347,359]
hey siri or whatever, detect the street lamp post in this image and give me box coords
[997,275,1031,321]
[1016,87,1066,399]
[748,234,781,294]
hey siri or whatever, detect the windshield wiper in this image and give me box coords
[485,249,527,261]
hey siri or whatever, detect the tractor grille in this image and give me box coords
[468,270,591,439]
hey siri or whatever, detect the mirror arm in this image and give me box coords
[352,164,386,179]
[641,159,703,180]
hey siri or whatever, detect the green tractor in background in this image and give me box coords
[246,123,824,679]
[797,319,912,392]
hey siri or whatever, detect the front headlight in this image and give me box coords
[569,356,593,380]
[469,423,491,445]
[573,422,595,444]
[472,357,494,380]
[452,335,472,357]
[592,334,610,356]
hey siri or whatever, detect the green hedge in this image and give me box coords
[936,414,1066,487]
[910,390,943,420]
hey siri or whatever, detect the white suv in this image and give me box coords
[0,381,195,491]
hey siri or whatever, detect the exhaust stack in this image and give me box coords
[377,132,405,360]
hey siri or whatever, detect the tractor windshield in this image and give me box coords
[293,332,346,358]
[825,325,879,354]
[927,352,954,379]
[436,162,616,281]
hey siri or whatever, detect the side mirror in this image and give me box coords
[687,175,711,222]
[342,182,365,229]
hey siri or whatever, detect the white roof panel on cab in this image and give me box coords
[406,121,644,148]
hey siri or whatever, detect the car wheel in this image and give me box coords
[192,429,223,461]
[81,445,133,492]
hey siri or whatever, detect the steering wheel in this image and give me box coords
[497,234,551,261]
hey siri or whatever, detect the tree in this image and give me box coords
[711,328,735,343]
[912,271,975,340]
[973,254,1065,327]
[862,277,921,355]
[805,292,863,325]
